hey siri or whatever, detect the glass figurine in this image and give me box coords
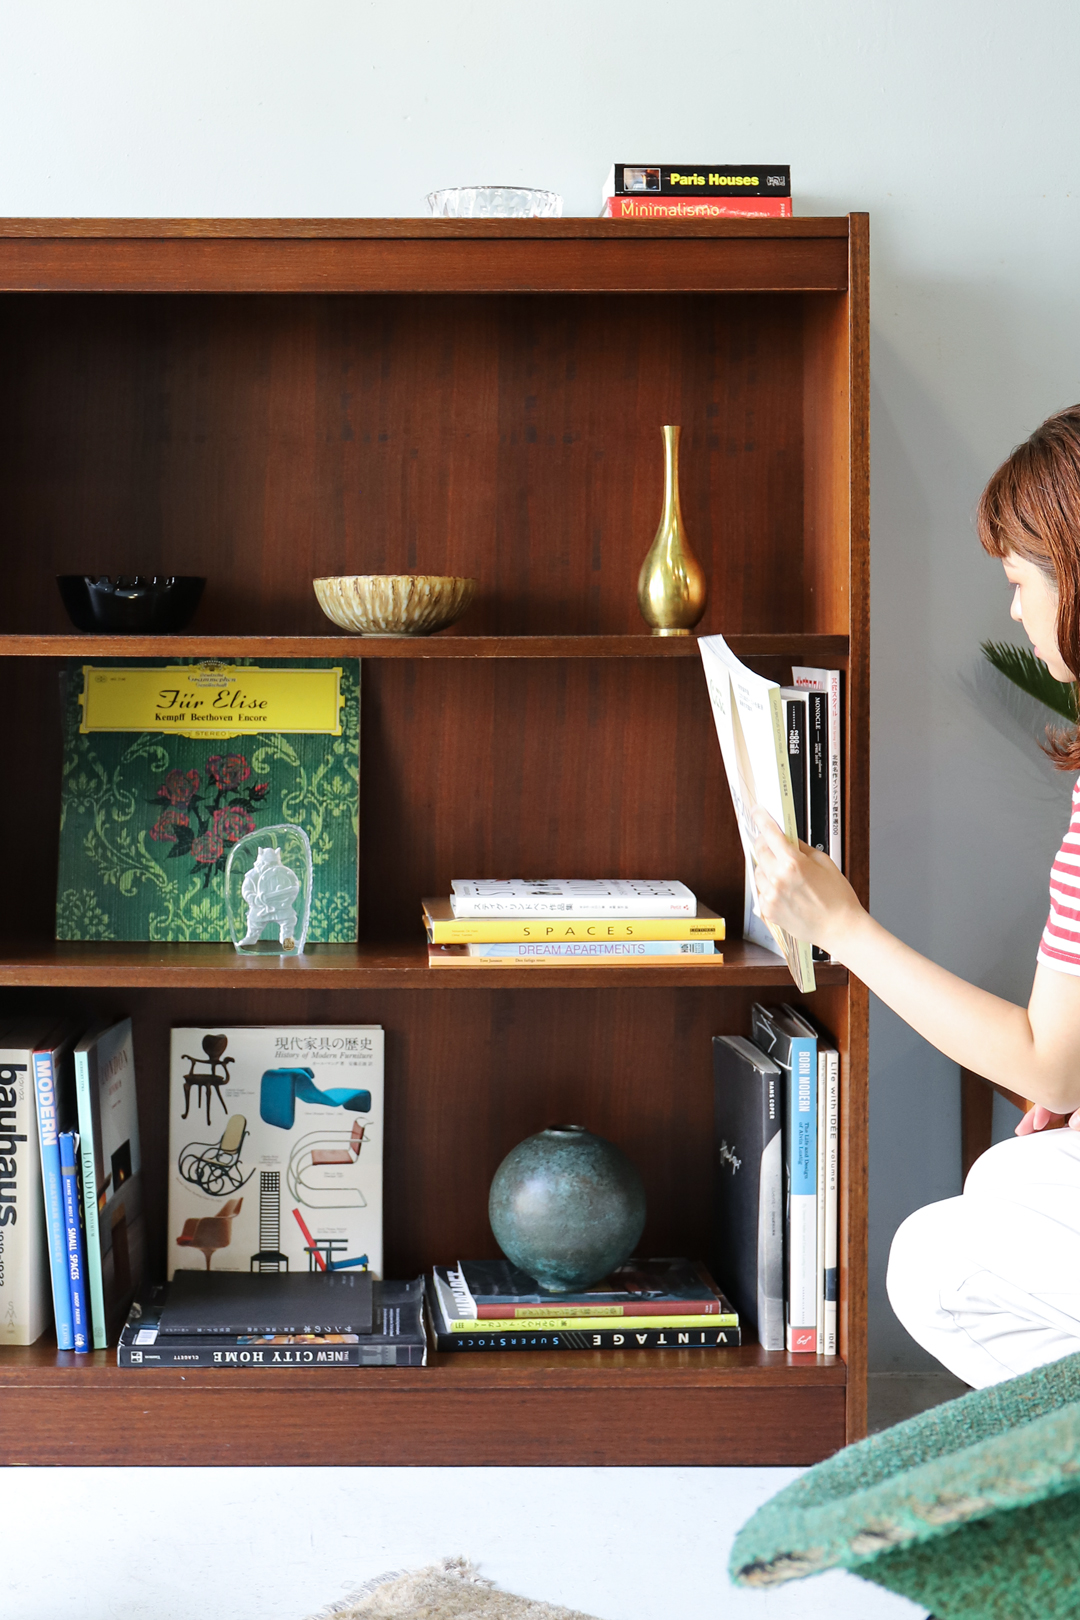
[225,824,313,956]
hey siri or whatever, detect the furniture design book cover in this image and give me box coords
[55,658,360,942]
[167,1026,384,1280]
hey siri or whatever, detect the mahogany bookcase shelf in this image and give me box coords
[0,938,850,989]
[0,1339,845,1467]
[0,632,850,663]
[0,215,869,1467]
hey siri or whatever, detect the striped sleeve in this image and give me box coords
[1038,777,1080,974]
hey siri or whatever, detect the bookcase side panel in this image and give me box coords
[802,291,851,637]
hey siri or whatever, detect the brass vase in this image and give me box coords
[637,425,707,635]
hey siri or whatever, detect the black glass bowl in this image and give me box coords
[57,575,206,633]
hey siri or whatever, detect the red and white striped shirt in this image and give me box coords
[1039,777,1080,973]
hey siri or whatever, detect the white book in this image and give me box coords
[168,1026,383,1280]
[450,880,696,918]
[0,1022,52,1346]
[75,1019,145,1349]
[791,666,842,871]
[699,635,815,992]
[822,1046,840,1355]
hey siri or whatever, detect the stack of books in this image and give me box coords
[427,1258,739,1352]
[425,881,724,967]
[601,164,791,220]
[700,637,843,992]
[118,1270,427,1367]
[713,1007,839,1355]
[0,1017,146,1353]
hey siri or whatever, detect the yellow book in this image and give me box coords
[449,1313,737,1332]
[422,897,725,944]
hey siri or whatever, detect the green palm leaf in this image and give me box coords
[981,640,1079,721]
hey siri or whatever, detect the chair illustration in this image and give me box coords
[250,1171,289,1272]
[175,1197,243,1269]
[260,1067,371,1131]
[179,1034,236,1124]
[287,1119,368,1209]
[177,1114,253,1198]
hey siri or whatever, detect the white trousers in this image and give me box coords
[886,1128,1080,1388]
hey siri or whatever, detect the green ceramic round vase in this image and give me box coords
[487,1124,646,1292]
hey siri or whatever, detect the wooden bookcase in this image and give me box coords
[0,216,868,1466]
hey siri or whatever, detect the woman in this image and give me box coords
[753,404,1080,1389]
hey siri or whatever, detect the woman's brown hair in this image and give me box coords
[977,405,1080,769]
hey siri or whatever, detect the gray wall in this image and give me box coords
[4,0,1079,1370]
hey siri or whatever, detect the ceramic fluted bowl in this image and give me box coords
[313,574,477,636]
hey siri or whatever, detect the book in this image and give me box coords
[118,1277,426,1367]
[430,1271,736,1333]
[435,1258,731,1317]
[30,1025,81,1349]
[426,1279,740,1352]
[160,1268,374,1334]
[449,880,696,917]
[168,1025,384,1281]
[751,1005,818,1353]
[58,1131,90,1352]
[603,164,791,199]
[711,1036,784,1352]
[74,1019,145,1348]
[602,197,792,219]
[422,897,725,944]
[819,1045,840,1355]
[55,657,360,943]
[791,666,842,870]
[428,945,721,969]
[799,688,830,858]
[780,688,809,843]
[462,940,718,959]
[699,635,815,992]
[0,1023,54,1347]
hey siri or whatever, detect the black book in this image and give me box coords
[712,1036,784,1351]
[119,1278,423,1366]
[803,689,829,856]
[605,163,790,198]
[159,1268,374,1336]
[780,689,809,843]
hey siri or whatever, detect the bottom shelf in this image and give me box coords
[0,1341,846,1465]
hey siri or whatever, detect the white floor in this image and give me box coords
[6,1467,927,1619]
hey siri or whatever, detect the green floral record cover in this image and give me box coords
[56,659,360,943]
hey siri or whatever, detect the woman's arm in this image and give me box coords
[752,811,1080,1115]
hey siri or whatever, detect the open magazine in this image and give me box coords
[699,635,816,993]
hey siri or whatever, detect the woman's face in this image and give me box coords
[1004,552,1075,681]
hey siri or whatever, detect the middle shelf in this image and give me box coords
[0,937,847,989]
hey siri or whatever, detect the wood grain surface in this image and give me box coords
[0,216,868,1463]
[0,1342,846,1465]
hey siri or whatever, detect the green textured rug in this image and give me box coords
[730,1352,1080,1618]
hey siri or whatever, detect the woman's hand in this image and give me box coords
[1016,1103,1080,1135]
[751,808,866,959]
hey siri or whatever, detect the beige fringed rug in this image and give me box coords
[306,1557,605,1620]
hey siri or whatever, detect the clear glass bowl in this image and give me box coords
[427,186,563,218]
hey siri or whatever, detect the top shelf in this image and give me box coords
[0,633,849,662]
[0,216,859,296]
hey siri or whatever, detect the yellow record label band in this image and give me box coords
[79,665,344,738]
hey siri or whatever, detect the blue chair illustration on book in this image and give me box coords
[259,1067,372,1131]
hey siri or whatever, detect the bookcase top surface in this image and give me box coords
[0,216,856,240]
[0,217,863,295]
